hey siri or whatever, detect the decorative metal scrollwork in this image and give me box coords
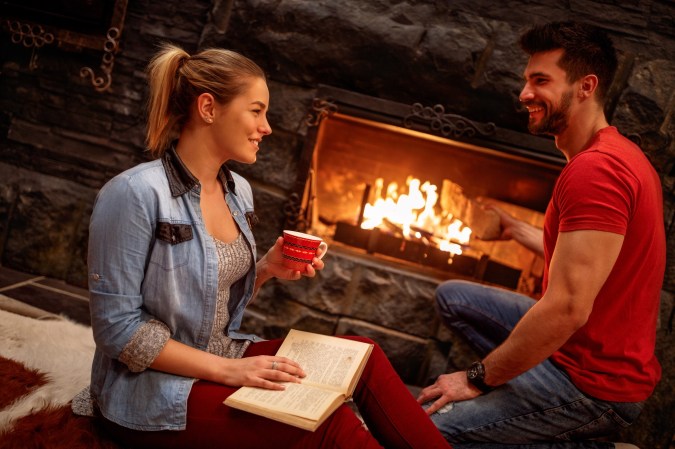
[6,20,54,69]
[2,0,127,93]
[7,20,54,48]
[403,103,496,138]
[305,98,338,127]
[80,27,121,92]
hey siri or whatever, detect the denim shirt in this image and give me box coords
[87,147,263,431]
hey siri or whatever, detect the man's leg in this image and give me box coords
[435,279,535,356]
[433,280,642,448]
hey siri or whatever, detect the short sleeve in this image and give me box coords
[555,151,637,235]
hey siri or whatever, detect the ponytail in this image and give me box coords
[146,43,189,156]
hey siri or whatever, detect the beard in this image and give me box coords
[527,89,573,136]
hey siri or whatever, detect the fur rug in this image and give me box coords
[0,308,121,449]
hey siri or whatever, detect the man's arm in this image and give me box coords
[418,229,623,413]
[489,206,544,258]
[482,229,623,383]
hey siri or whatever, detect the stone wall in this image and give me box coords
[0,0,673,447]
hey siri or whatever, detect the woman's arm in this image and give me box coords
[88,176,156,358]
[150,339,305,390]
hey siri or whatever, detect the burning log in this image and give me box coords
[440,180,501,240]
[333,221,521,288]
[465,202,502,240]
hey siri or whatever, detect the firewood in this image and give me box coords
[440,179,501,240]
[465,200,502,240]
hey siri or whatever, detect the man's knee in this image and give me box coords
[435,279,476,316]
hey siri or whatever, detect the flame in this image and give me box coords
[361,177,471,255]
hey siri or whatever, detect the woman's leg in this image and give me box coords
[344,336,452,449]
[100,338,387,449]
[435,280,535,356]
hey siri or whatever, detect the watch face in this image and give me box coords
[467,361,492,393]
[467,361,484,380]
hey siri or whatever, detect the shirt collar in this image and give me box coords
[161,143,237,197]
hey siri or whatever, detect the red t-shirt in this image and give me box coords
[543,126,665,402]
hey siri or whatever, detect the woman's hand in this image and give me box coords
[220,355,306,390]
[258,236,326,282]
[416,371,481,415]
[150,339,306,389]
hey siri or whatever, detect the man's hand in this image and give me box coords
[416,371,482,415]
[485,205,545,257]
[485,205,521,241]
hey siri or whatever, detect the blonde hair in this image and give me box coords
[145,43,266,157]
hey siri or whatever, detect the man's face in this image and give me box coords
[519,49,576,136]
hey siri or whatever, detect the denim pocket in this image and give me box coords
[155,222,193,245]
[150,222,192,270]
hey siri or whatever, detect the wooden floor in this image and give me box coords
[0,265,90,325]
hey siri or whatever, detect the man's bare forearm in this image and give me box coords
[511,221,544,257]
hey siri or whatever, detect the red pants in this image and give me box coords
[101,337,451,449]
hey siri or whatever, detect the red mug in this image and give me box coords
[281,230,328,272]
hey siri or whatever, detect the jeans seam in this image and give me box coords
[441,302,514,331]
[450,397,597,443]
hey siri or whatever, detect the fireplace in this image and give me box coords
[285,86,565,297]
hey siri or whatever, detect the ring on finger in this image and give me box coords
[271,361,278,370]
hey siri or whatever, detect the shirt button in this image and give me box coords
[232,211,239,217]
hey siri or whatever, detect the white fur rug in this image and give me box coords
[0,307,95,433]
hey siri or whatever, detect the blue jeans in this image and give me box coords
[430,280,642,449]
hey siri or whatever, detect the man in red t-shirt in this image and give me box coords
[418,21,665,448]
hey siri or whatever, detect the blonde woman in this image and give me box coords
[76,43,451,449]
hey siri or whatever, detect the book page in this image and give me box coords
[277,329,372,394]
[227,382,342,421]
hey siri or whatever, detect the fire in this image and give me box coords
[360,176,471,255]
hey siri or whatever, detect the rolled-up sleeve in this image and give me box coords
[88,173,156,358]
[119,319,171,372]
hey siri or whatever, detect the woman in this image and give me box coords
[78,43,451,449]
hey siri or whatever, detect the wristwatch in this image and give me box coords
[466,361,494,393]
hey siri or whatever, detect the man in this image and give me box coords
[417,21,665,449]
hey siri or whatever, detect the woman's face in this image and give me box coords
[212,77,272,164]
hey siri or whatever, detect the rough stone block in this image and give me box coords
[335,318,430,385]
[228,129,304,192]
[249,187,288,253]
[258,252,356,316]
[350,261,442,338]
[240,293,338,341]
[0,164,95,280]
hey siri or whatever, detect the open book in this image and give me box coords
[224,329,373,431]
